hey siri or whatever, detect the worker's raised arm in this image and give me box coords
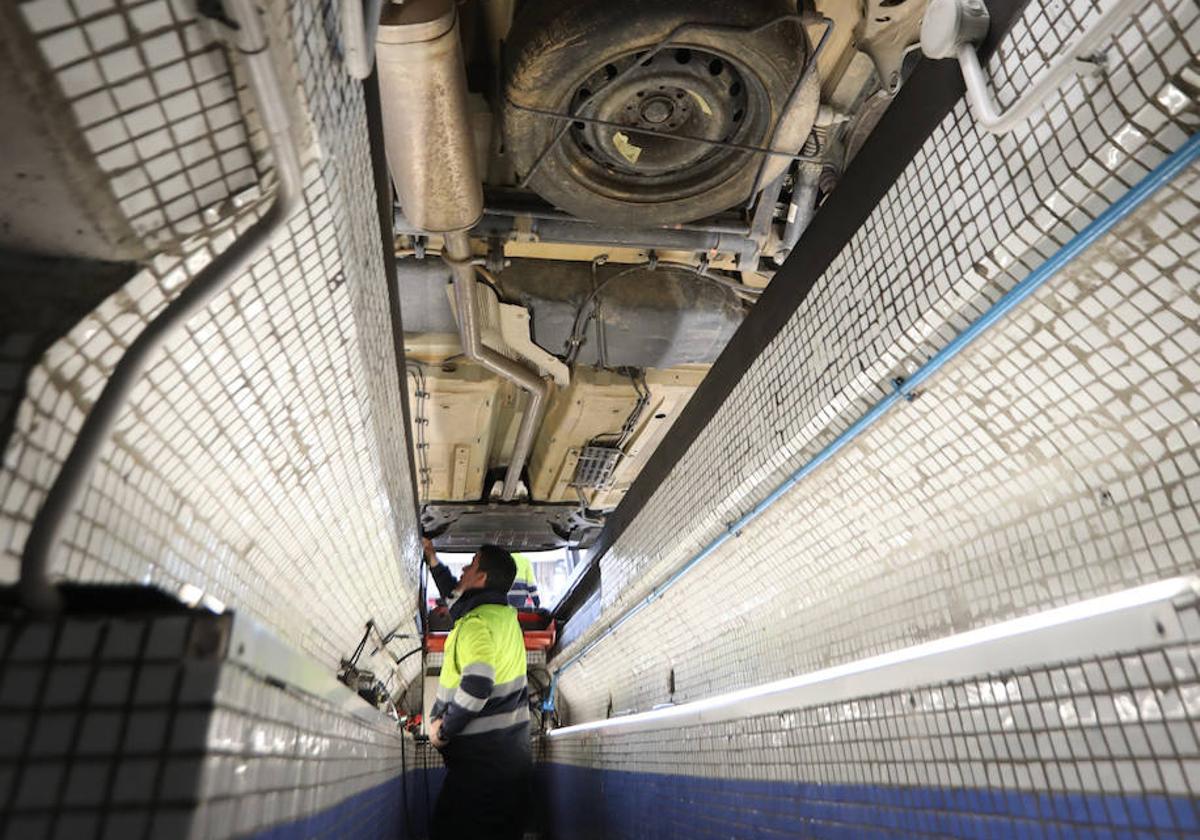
[424,537,458,599]
[438,616,496,738]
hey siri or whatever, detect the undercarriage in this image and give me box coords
[379,0,929,548]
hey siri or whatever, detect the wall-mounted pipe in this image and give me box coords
[19,0,304,613]
[920,0,1141,134]
[544,131,1200,713]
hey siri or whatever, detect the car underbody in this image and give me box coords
[379,0,928,550]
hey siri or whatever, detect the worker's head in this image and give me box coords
[454,544,517,595]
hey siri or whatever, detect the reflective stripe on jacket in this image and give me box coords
[432,588,529,738]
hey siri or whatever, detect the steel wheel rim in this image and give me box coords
[561,46,770,204]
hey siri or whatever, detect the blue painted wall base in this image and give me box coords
[537,763,1200,840]
[242,760,1200,838]
[248,766,445,840]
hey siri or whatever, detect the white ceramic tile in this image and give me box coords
[83,14,126,50]
[21,0,74,33]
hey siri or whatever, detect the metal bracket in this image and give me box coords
[228,612,398,725]
[891,376,920,403]
[920,0,1141,134]
[856,0,927,94]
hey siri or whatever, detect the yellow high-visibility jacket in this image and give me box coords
[508,552,540,608]
[432,588,529,739]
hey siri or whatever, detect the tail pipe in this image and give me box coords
[444,233,552,500]
[377,0,550,501]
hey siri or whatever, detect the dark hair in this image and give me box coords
[476,544,517,593]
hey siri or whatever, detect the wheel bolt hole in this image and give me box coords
[636,91,645,97]
[708,59,724,76]
[675,91,685,99]
[674,49,692,64]
[729,81,742,96]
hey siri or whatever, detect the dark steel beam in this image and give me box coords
[393,209,759,258]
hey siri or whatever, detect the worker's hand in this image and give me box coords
[429,716,448,748]
[422,537,439,568]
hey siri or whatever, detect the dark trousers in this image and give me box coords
[432,724,532,840]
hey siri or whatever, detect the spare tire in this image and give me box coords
[503,0,812,225]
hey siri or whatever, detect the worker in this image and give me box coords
[509,551,541,608]
[423,538,531,840]
[427,542,540,610]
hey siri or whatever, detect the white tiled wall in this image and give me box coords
[0,607,435,839]
[0,3,425,834]
[545,600,1200,835]
[550,598,1200,791]
[192,663,410,837]
[559,0,1200,724]
[18,0,258,251]
[0,0,421,679]
[1,610,220,838]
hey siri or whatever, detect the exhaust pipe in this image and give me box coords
[376,0,550,501]
[444,232,552,501]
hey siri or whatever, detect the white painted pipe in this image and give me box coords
[342,0,385,79]
[954,0,1142,134]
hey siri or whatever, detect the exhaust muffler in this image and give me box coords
[377,0,550,502]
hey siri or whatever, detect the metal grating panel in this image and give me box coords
[571,445,623,491]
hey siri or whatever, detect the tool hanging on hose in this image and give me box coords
[339,620,422,709]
